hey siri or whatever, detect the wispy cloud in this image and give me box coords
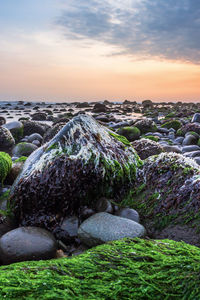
[56,0,200,63]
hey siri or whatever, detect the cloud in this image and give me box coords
[56,0,200,63]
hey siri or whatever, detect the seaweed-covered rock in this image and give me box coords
[12,142,38,157]
[42,122,66,144]
[22,120,47,137]
[132,138,164,159]
[11,114,141,233]
[134,119,157,134]
[3,121,23,142]
[0,238,200,299]
[116,126,140,142]
[161,120,182,131]
[0,127,15,152]
[0,152,12,184]
[125,152,200,245]
[179,123,200,135]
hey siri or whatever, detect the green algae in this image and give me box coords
[0,152,12,184]
[108,131,131,146]
[161,120,181,131]
[142,135,159,142]
[14,156,27,163]
[116,126,141,142]
[0,238,200,299]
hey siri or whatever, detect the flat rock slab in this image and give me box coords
[78,212,146,247]
[0,227,57,264]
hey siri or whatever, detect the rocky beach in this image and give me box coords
[0,100,200,298]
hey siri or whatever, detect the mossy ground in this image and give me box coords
[0,238,200,299]
[0,152,12,184]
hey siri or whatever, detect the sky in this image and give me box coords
[0,0,200,102]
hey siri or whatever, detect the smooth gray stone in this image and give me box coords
[174,137,184,144]
[163,145,182,153]
[27,133,43,143]
[158,127,169,133]
[184,151,200,158]
[194,157,200,165]
[115,208,140,223]
[95,197,113,214]
[61,216,79,237]
[182,145,200,153]
[78,212,146,247]
[182,135,197,146]
[0,227,57,264]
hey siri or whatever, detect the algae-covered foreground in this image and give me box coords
[0,238,200,300]
[11,114,141,234]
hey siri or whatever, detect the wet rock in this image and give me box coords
[95,197,113,213]
[182,145,200,153]
[78,212,146,247]
[93,103,107,113]
[0,217,17,238]
[22,120,47,136]
[3,121,23,142]
[0,117,6,126]
[0,127,15,152]
[61,216,79,238]
[132,138,164,159]
[32,112,47,121]
[27,133,43,143]
[134,119,157,134]
[12,142,38,157]
[182,135,198,146]
[115,208,140,223]
[0,227,57,264]
[11,114,140,233]
[42,122,66,144]
[162,145,182,153]
[191,113,200,123]
[117,126,140,142]
[5,161,24,185]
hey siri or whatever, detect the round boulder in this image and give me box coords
[0,127,15,152]
[0,227,57,264]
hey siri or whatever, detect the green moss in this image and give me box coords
[108,131,132,146]
[14,156,27,163]
[142,135,159,142]
[164,112,176,119]
[161,120,181,131]
[0,152,12,184]
[0,238,200,299]
[116,126,141,142]
[177,128,184,136]
[12,126,24,142]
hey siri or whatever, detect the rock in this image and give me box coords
[32,112,47,121]
[0,127,15,152]
[115,208,140,223]
[162,145,182,153]
[95,197,113,213]
[182,135,197,146]
[27,133,43,143]
[134,119,157,134]
[0,117,6,126]
[161,120,181,131]
[0,152,12,184]
[42,122,66,144]
[142,99,153,108]
[5,161,24,185]
[12,142,38,157]
[32,140,41,147]
[22,120,47,136]
[132,138,164,159]
[116,126,140,142]
[0,217,17,238]
[0,227,57,264]
[191,113,200,123]
[11,114,141,233]
[61,216,79,238]
[78,212,146,246]
[3,121,23,142]
[132,152,200,245]
[179,123,200,135]
[93,103,107,113]
[182,145,200,153]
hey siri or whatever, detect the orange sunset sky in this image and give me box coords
[0,0,200,102]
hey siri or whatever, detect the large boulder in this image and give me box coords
[11,114,141,233]
[3,121,23,142]
[126,152,200,246]
[132,138,164,159]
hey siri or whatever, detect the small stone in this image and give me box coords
[95,197,113,213]
[61,216,79,237]
[115,208,140,223]
[191,113,200,123]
